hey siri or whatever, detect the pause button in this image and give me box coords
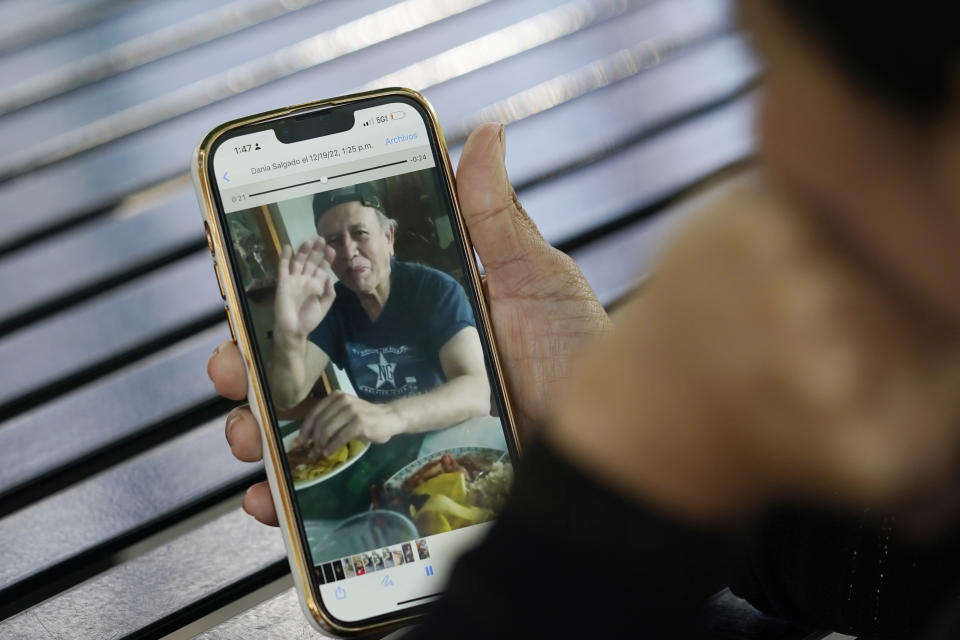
[425,565,435,577]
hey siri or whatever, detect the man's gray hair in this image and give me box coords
[376,210,399,234]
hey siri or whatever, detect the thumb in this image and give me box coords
[456,124,548,273]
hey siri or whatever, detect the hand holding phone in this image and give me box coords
[196,91,530,635]
[199,107,611,634]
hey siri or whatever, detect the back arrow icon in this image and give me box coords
[222,170,230,182]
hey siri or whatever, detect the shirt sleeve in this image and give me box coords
[402,436,748,639]
[425,271,476,349]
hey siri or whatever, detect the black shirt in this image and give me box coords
[404,437,960,639]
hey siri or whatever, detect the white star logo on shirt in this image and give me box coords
[367,350,397,389]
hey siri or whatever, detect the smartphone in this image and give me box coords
[192,88,520,635]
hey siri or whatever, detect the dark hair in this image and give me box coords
[779,1,958,116]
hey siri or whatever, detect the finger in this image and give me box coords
[225,405,262,462]
[318,407,357,456]
[242,481,279,526]
[311,396,356,452]
[291,239,313,275]
[303,237,327,275]
[277,245,292,279]
[457,124,548,273]
[207,340,247,400]
[322,421,361,458]
[295,395,330,448]
[305,255,333,280]
[306,270,335,298]
[298,392,345,447]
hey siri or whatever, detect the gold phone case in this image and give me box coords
[191,87,519,636]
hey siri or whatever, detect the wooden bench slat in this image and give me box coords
[0,188,201,331]
[0,0,681,249]
[0,0,235,87]
[451,34,756,192]
[0,509,286,640]
[0,32,751,330]
[402,0,735,140]
[0,326,226,502]
[0,0,334,117]
[521,94,755,246]
[192,588,316,640]
[0,417,260,597]
[0,0,133,58]
[0,253,221,412]
[0,0,409,151]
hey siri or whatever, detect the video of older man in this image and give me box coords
[226,168,513,566]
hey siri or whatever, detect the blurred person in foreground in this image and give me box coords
[209,1,960,637]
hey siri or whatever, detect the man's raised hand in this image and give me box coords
[274,237,336,338]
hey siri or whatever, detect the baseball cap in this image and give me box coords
[313,183,384,227]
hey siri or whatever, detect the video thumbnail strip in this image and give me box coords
[315,538,432,585]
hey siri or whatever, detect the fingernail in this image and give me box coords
[242,486,255,516]
[225,410,240,446]
[207,344,223,382]
[497,124,506,158]
[212,340,231,358]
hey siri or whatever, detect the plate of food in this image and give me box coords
[283,431,370,490]
[382,447,513,537]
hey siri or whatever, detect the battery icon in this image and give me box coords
[389,111,405,120]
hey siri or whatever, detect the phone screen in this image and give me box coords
[207,95,516,626]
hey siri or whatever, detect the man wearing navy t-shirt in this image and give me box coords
[268,184,490,459]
